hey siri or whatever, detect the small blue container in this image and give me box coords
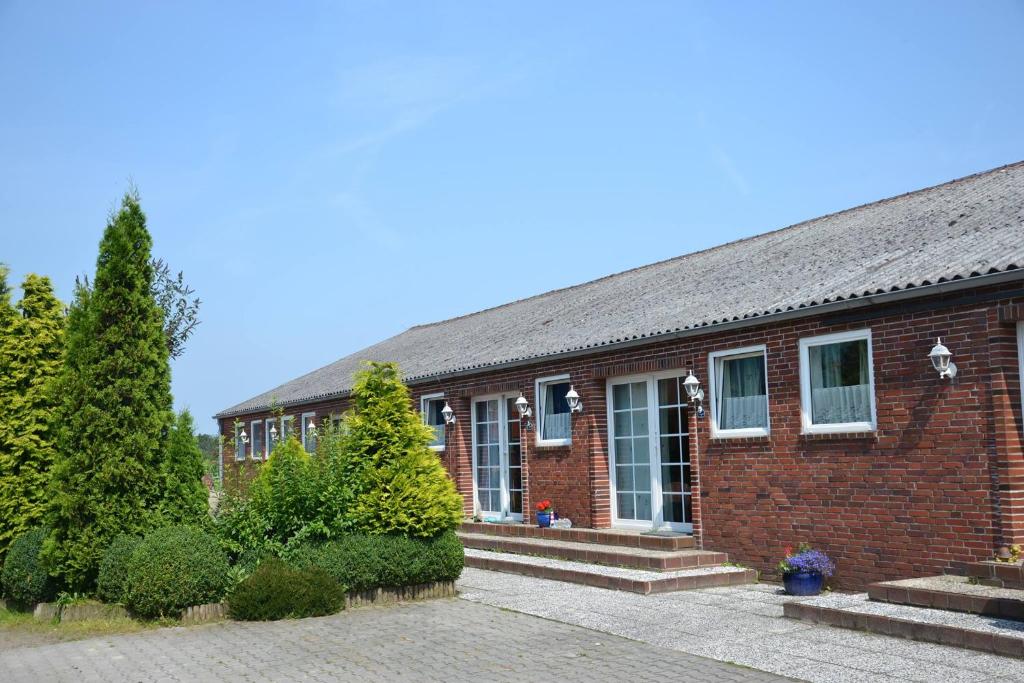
[783,570,824,596]
[536,511,552,528]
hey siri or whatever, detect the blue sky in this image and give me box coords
[2,1,1022,433]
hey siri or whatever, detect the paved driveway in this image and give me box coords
[0,598,787,682]
[458,568,1024,682]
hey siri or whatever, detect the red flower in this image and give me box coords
[536,499,552,512]
[783,546,793,558]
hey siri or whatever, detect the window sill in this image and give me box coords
[709,434,771,442]
[429,446,446,453]
[799,430,878,441]
[534,440,572,450]
[710,428,770,440]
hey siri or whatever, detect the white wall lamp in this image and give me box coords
[306,419,318,438]
[239,428,249,444]
[441,402,457,425]
[565,385,583,413]
[269,424,278,442]
[683,371,706,418]
[928,337,957,379]
[515,392,534,430]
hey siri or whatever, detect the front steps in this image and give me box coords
[784,563,1024,658]
[458,522,755,594]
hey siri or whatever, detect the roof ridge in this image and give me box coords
[407,159,1024,332]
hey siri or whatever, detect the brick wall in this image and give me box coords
[219,281,1024,589]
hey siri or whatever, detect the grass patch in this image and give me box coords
[0,605,159,645]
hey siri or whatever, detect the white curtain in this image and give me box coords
[809,340,870,424]
[543,383,572,440]
[719,355,767,429]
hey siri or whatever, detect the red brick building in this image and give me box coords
[216,162,1024,588]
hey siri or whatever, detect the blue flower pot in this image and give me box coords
[536,511,552,528]
[783,570,824,596]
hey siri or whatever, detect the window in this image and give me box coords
[264,417,278,457]
[709,345,769,437]
[420,393,446,451]
[282,415,295,442]
[234,423,246,461]
[536,375,572,446]
[250,420,264,461]
[799,329,876,433]
[301,412,317,452]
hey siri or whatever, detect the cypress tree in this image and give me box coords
[0,275,64,561]
[44,191,174,590]
[341,362,463,537]
[158,410,210,526]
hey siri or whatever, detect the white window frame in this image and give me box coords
[264,417,278,458]
[708,344,770,438]
[798,328,877,434]
[250,419,263,461]
[282,414,295,442]
[234,423,246,461]
[420,393,446,452]
[301,412,316,451]
[535,374,572,447]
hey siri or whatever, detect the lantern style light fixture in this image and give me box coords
[306,418,317,438]
[514,392,532,418]
[565,385,583,413]
[441,401,456,425]
[683,371,706,418]
[928,337,957,379]
[269,424,278,442]
[239,428,249,444]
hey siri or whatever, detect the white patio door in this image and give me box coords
[608,374,693,532]
[472,395,524,521]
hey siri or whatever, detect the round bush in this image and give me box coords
[124,526,230,619]
[228,557,345,621]
[290,530,464,593]
[1,528,56,605]
[95,534,142,604]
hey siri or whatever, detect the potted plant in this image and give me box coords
[535,499,554,528]
[778,544,834,596]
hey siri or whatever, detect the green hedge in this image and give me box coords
[228,558,345,621]
[1,528,55,605]
[289,530,463,593]
[95,534,142,604]
[124,526,230,619]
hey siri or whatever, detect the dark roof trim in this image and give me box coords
[214,267,1023,420]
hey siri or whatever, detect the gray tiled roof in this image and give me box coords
[217,162,1024,418]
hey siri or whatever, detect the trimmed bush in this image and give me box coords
[95,534,142,604]
[124,526,230,619]
[1,528,56,605]
[290,530,463,593]
[228,558,345,621]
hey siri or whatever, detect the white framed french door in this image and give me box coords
[471,394,524,521]
[607,372,693,532]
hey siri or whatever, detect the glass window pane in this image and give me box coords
[615,437,633,464]
[613,411,632,437]
[509,491,522,515]
[615,464,634,492]
[632,408,649,437]
[632,437,650,464]
[661,436,682,463]
[809,339,871,425]
[659,407,679,435]
[658,378,678,406]
[663,494,684,524]
[630,382,648,409]
[617,492,635,520]
[635,493,652,521]
[612,383,631,410]
[634,463,651,492]
[718,353,768,430]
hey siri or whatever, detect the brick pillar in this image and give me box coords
[448,395,475,517]
[991,313,1024,544]
[586,375,611,528]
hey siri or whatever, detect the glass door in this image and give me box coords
[608,374,692,531]
[472,395,523,521]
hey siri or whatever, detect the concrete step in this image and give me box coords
[458,531,725,571]
[459,521,694,551]
[784,593,1024,658]
[960,560,1024,589]
[868,575,1024,620]
[463,548,756,594]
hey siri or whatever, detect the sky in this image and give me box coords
[2,1,1023,434]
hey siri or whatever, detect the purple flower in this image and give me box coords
[784,549,835,577]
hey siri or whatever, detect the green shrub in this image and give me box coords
[290,530,463,593]
[228,557,345,621]
[1,528,56,605]
[95,534,142,604]
[124,526,230,619]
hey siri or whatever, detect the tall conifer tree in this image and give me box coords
[45,191,174,589]
[159,409,210,525]
[0,275,64,561]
